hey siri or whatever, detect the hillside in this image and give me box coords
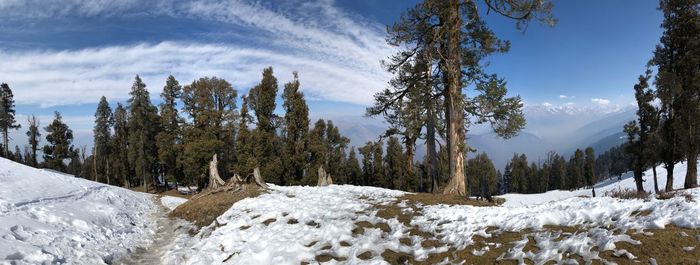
[0,158,161,264]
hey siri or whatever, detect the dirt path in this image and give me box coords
[116,197,187,265]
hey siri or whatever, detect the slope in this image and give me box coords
[0,158,158,264]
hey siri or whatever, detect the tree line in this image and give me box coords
[1,69,444,193]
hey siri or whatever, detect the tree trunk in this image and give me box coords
[253,167,269,188]
[652,163,658,193]
[317,165,327,186]
[634,169,645,193]
[93,146,98,182]
[208,154,226,190]
[685,122,698,188]
[685,148,698,189]
[3,128,8,158]
[664,162,675,192]
[427,103,439,193]
[442,0,467,196]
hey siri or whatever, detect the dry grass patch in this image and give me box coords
[657,190,695,202]
[599,225,700,264]
[400,193,504,207]
[604,188,650,200]
[169,184,262,227]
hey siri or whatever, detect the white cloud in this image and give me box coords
[559,95,568,99]
[591,98,611,105]
[0,0,394,107]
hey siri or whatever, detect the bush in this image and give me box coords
[604,188,650,200]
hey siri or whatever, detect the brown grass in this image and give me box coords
[400,192,504,207]
[657,190,695,202]
[169,184,262,227]
[604,188,650,200]
[599,225,700,264]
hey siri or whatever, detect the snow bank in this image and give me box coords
[501,161,694,207]
[0,158,157,264]
[160,196,188,211]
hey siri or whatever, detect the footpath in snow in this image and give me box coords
[0,158,161,264]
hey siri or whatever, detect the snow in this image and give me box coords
[162,185,417,265]
[501,161,694,207]
[161,160,700,264]
[0,158,157,264]
[160,196,188,211]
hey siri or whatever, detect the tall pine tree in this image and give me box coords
[26,115,40,167]
[156,75,184,184]
[43,111,74,172]
[0,83,20,157]
[281,72,310,185]
[126,75,161,192]
[93,96,114,184]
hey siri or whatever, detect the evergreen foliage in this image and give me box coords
[126,75,161,191]
[26,115,41,167]
[0,83,20,157]
[42,111,75,171]
[93,96,114,183]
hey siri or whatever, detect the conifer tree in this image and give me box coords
[181,77,237,187]
[93,96,114,183]
[346,147,362,185]
[26,115,40,167]
[653,0,700,189]
[385,136,407,190]
[466,153,497,199]
[385,0,553,196]
[126,75,161,191]
[13,145,22,163]
[43,111,74,172]
[626,70,655,192]
[584,147,597,196]
[568,149,585,190]
[0,83,20,157]
[325,120,349,183]
[156,75,184,184]
[233,96,254,177]
[359,142,375,186]
[373,140,385,187]
[281,72,310,185]
[111,103,130,187]
[248,67,280,181]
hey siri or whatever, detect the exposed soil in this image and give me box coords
[169,184,262,227]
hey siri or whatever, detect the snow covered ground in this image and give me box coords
[0,158,158,264]
[1,155,697,264]
[160,161,700,264]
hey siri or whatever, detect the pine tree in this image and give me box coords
[384,0,553,196]
[93,96,114,184]
[308,119,328,185]
[111,103,131,187]
[0,83,20,157]
[373,140,385,187]
[181,76,237,187]
[233,96,254,177]
[281,72,310,185]
[156,75,184,185]
[13,145,22,163]
[345,147,362,185]
[653,0,700,189]
[359,142,376,187]
[126,75,161,192]
[385,136,406,190]
[43,111,74,172]
[26,115,40,167]
[626,70,656,192]
[325,120,349,184]
[568,149,585,190]
[466,153,497,199]
[248,67,280,182]
[584,147,597,196]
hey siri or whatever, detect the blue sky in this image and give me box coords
[0,0,662,149]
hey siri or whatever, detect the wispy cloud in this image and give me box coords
[591,98,611,106]
[559,94,575,99]
[0,0,393,107]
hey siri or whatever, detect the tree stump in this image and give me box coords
[317,166,332,186]
[252,167,269,189]
[208,154,226,190]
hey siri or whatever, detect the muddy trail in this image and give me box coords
[116,198,187,265]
